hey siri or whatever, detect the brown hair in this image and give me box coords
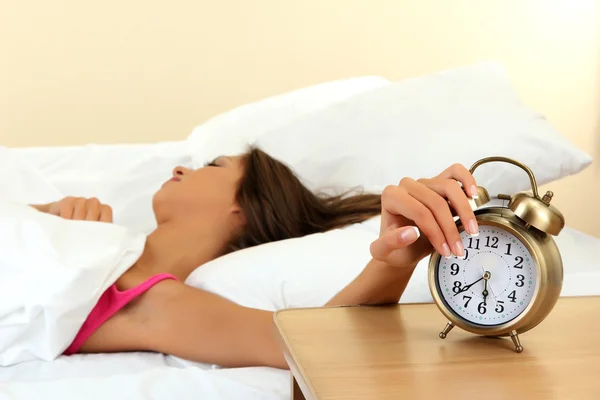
[226,147,381,253]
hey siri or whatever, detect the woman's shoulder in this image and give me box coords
[113,265,179,291]
[114,268,183,310]
[78,271,186,354]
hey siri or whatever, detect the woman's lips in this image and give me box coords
[162,177,180,187]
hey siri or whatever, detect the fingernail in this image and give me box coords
[441,242,452,259]
[470,185,479,199]
[455,240,465,257]
[399,226,420,243]
[467,219,479,237]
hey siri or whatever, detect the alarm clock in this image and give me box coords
[428,156,565,353]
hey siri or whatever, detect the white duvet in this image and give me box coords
[2,364,287,400]
[0,202,146,366]
[1,352,288,400]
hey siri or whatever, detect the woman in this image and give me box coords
[32,147,479,369]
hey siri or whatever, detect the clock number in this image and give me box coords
[508,290,517,303]
[495,300,505,313]
[452,281,462,294]
[513,256,524,269]
[463,295,472,308]
[478,302,487,314]
[463,248,469,260]
[505,243,512,256]
[515,274,525,287]
[467,238,480,250]
[450,263,460,276]
[485,236,499,249]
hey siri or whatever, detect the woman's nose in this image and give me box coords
[173,166,191,177]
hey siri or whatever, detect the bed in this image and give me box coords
[1,63,598,399]
[1,224,598,400]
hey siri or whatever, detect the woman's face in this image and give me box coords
[152,156,245,227]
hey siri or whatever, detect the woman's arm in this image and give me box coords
[326,258,416,307]
[96,258,417,370]
[128,280,287,369]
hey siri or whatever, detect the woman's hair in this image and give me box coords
[226,147,381,253]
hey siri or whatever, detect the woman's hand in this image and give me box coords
[370,163,479,268]
[33,197,113,223]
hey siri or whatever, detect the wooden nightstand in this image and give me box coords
[274,296,600,400]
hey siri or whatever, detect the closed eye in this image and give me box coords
[204,155,227,168]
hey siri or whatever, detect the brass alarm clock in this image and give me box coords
[428,156,564,353]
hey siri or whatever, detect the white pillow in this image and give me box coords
[186,76,390,168]
[185,216,432,311]
[254,61,592,196]
[185,218,376,310]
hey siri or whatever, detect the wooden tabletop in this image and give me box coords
[274,296,600,400]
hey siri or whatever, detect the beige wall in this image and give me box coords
[1,0,599,236]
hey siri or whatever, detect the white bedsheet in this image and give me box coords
[0,353,288,400]
[1,357,288,400]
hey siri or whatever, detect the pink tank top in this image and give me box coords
[64,272,177,355]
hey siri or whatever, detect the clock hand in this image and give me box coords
[453,276,484,296]
[483,278,489,305]
[482,271,491,305]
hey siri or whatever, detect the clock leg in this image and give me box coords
[439,322,455,339]
[510,330,523,353]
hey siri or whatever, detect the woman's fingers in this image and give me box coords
[381,185,453,258]
[417,177,479,237]
[400,178,463,258]
[376,163,479,265]
[85,198,102,221]
[58,197,75,219]
[99,205,113,223]
[436,163,479,199]
[72,198,87,220]
[370,225,420,261]
[434,164,479,236]
[49,197,113,223]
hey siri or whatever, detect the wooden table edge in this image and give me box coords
[274,309,319,400]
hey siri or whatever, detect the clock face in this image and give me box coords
[435,224,537,327]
